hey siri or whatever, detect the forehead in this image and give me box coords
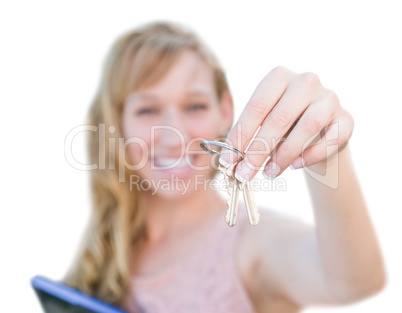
[128,50,215,102]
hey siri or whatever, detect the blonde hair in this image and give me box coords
[63,21,230,308]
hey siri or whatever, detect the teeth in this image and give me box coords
[155,157,193,168]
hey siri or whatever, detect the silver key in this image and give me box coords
[220,163,260,227]
[200,140,260,227]
[220,163,240,227]
[239,181,260,226]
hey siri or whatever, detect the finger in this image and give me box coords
[218,66,295,167]
[290,110,354,170]
[261,91,339,179]
[234,73,322,182]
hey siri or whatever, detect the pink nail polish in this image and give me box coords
[219,151,236,168]
[263,162,281,179]
[291,157,304,169]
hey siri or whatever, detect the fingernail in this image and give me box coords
[219,150,236,168]
[235,162,255,183]
[291,157,304,170]
[262,162,281,180]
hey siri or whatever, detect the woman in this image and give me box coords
[64,21,386,313]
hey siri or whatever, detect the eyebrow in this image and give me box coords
[126,90,213,105]
[186,90,212,98]
[127,94,157,102]
[124,94,157,109]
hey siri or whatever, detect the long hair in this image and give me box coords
[63,21,230,307]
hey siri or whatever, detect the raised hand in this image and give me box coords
[219,66,354,183]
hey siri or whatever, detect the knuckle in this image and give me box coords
[330,122,347,145]
[321,89,340,112]
[266,66,296,85]
[248,96,267,116]
[324,89,340,105]
[337,123,351,144]
[300,72,321,88]
[269,108,292,130]
[304,116,324,134]
[334,131,346,146]
[271,65,287,76]
[344,109,355,129]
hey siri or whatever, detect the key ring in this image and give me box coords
[200,140,260,227]
[200,140,245,161]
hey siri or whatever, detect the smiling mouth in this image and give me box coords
[152,155,196,169]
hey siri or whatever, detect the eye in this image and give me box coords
[136,107,158,115]
[187,103,208,112]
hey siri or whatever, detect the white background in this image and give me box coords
[1,0,401,312]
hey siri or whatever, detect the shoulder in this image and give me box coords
[237,205,312,259]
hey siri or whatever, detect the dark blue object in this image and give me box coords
[31,275,128,313]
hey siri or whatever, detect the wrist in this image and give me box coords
[302,141,351,189]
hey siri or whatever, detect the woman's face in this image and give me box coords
[121,50,233,199]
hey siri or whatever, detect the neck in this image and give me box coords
[142,187,224,244]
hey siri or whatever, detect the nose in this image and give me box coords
[154,107,187,148]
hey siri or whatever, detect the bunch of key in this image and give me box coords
[200,140,260,227]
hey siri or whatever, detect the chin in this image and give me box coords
[147,188,197,201]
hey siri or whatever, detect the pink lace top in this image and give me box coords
[126,203,256,313]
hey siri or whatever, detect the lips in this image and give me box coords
[152,155,196,169]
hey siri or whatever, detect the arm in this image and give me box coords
[222,66,386,307]
[242,144,385,308]
[303,142,386,302]
[242,144,386,308]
